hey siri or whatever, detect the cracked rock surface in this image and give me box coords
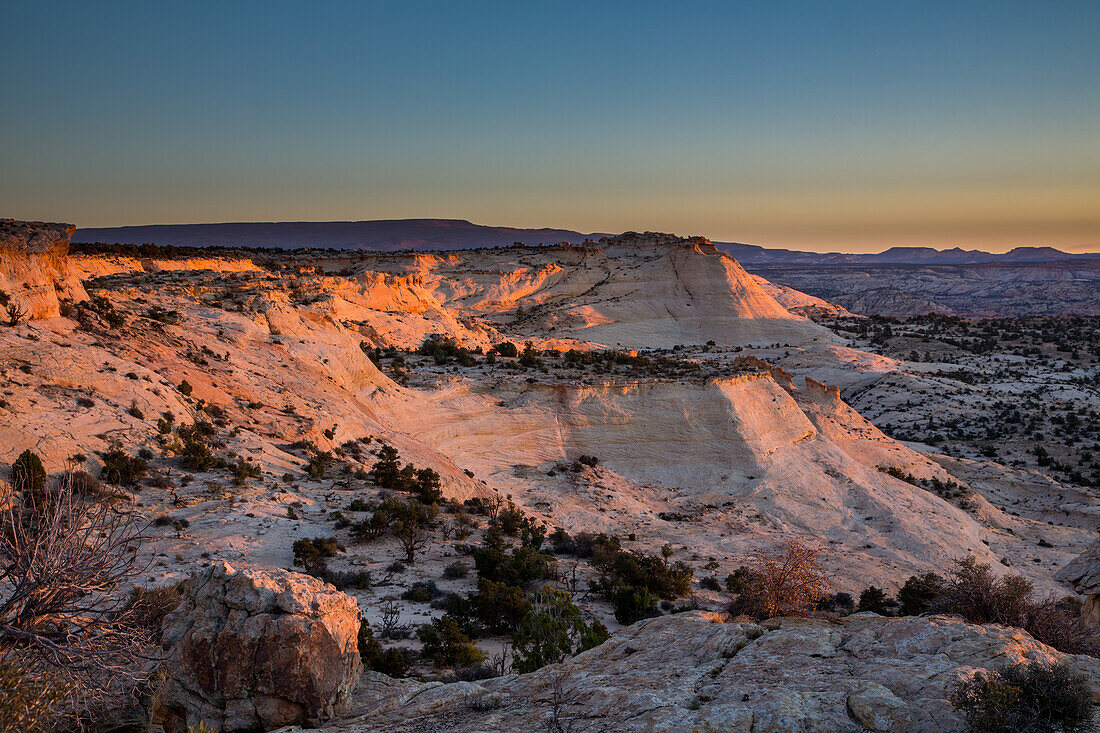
[276,611,1100,733]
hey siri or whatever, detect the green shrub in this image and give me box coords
[858,586,889,614]
[898,572,942,615]
[418,616,485,668]
[613,585,660,625]
[513,585,609,672]
[99,447,148,485]
[952,661,1093,732]
[358,625,409,677]
[11,450,46,496]
[292,536,344,575]
[444,561,469,579]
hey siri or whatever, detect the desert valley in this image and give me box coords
[1,218,1098,732]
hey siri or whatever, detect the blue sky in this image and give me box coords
[2,1,1097,251]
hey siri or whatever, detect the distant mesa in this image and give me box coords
[73,218,1097,265]
[74,218,608,252]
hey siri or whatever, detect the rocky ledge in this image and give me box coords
[278,611,1100,733]
[0,218,86,319]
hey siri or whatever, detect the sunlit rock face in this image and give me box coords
[0,218,87,319]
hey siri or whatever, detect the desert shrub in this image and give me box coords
[99,447,148,486]
[898,572,942,616]
[124,585,182,642]
[178,380,193,396]
[323,569,372,590]
[700,576,722,591]
[292,536,344,575]
[0,472,150,725]
[402,580,441,604]
[858,586,889,614]
[593,544,692,602]
[67,469,109,498]
[473,578,532,633]
[496,500,528,536]
[358,625,409,677]
[306,451,333,479]
[11,449,46,495]
[418,616,485,668]
[229,457,261,486]
[176,422,221,471]
[612,585,660,625]
[0,655,67,732]
[933,557,1033,625]
[472,530,553,588]
[935,558,1098,656]
[952,661,1093,732]
[577,455,599,468]
[418,334,477,366]
[725,566,752,594]
[491,341,519,358]
[1021,595,1100,657]
[444,561,469,579]
[818,591,855,614]
[729,541,827,619]
[512,585,610,673]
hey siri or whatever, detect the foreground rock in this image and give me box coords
[277,612,1100,733]
[0,218,87,319]
[1059,538,1100,626]
[157,562,361,732]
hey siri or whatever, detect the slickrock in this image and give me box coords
[157,562,362,732]
[0,218,87,319]
[276,612,1100,733]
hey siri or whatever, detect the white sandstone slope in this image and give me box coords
[345,232,836,348]
[372,368,999,591]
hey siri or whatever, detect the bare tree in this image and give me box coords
[0,471,153,726]
[380,601,403,639]
[4,302,25,327]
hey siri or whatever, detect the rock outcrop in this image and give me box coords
[158,562,361,732]
[1057,538,1100,625]
[0,218,87,320]
[279,612,1100,733]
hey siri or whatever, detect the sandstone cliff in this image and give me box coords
[0,218,87,320]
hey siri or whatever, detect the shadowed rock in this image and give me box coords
[157,562,361,732]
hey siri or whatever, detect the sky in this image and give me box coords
[2,1,1098,253]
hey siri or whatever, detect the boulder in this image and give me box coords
[0,218,87,320]
[1056,537,1100,626]
[157,562,361,732]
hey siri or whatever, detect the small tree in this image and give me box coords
[390,499,434,564]
[11,450,46,497]
[733,541,827,618]
[898,572,942,615]
[513,586,609,672]
[858,586,889,614]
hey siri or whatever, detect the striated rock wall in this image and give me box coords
[0,218,87,320]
